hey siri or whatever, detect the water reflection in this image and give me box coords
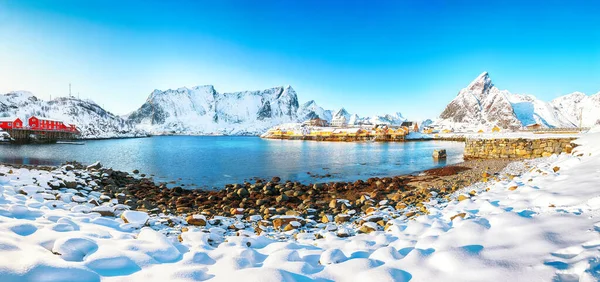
[0,136,464,188]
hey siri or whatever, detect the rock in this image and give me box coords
[186,215,207,226]
[457,195,469,201]
[72,195,87,203]
[358,222,378,234]
[86,161,102,170]
[432,149,447,159]
[283,221,301,231]
[120,210,149,228]
[553,166,560,173]
[92,206,115,217]
[336,228,351,238]
[334,214,351,224]
[64,180,77,189]
[87,199,100,206]
[273,217,302,229]
[365,207,377,215]
[133,169,140,174]
[236,188,249,198]
[450,213,466,221]
[395,202,407,210]
[508,186,518,191]
[276,194,289,203]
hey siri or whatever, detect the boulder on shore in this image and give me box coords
[432,149,447,159]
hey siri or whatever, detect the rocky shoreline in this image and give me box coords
[0,158,516,239]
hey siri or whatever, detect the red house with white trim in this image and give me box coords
[28,116,71,131]
[0,117,23,130]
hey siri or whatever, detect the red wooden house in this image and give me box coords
[68,124,79,133]
[0,117,23,130]
[28,116,69,131]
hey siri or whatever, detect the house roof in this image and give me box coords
[526,123,541,127]
[0,117,20,122]
[30,116,65,123]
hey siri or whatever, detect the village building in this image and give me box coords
[306,117,328,127]
[525,123,542,130]
[28,116,79,132]
[0,117,23,130]
[400,121,419,132]
[330,116,348,127]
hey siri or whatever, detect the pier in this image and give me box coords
[5,128,80,144]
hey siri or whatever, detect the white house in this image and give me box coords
[330,116,348,127]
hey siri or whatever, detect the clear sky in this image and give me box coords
[1,0,598,119]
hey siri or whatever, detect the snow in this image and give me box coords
[1,132,600,280]
[127,85,410,135]
[0,92,147,139]
[438,72,600,130]
[120,211,149,228]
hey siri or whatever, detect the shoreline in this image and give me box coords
[0,157,515,225]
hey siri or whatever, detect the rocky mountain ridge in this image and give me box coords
[438,72,600,129]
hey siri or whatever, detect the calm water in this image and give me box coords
[0,136,464,189]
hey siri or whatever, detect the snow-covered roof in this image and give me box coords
[332,128,362,133]
[30,116,65,123]
[0,117,20,122]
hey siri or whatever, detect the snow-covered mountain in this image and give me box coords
[550,92,600,127]
[438,72,600,129]
[0,91,145,139]
[349,112,407,126]
[297,100,332,122]
[127,85,412,135]
[439,72,521,129]
[332,108,351,121]
[507,94,575,128]
[127,85,301,135]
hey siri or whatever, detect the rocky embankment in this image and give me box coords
[1,159,514,238]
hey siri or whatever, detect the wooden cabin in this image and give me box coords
[0,117,23,130]
[28,116,69,131]
[526,123,542,130]
[330,116,348,127]
[401,121,419,132]
[308,118,328,127]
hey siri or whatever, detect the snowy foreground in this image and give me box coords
[1,132,600,281]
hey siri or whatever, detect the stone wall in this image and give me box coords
[464,137,577,159]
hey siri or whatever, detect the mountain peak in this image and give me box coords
[333,108,350,119]
[466,71,493,92]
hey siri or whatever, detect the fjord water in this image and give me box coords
[0,136,464,189]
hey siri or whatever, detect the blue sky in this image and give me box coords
[0,0,598,119]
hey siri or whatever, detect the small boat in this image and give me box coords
[0,131,14,143]
[56,140,85,145]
